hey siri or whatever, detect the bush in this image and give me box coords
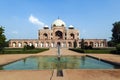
[23,45,35,50]
[116,44,120,51]
[116,51,120,54]
[73,40,77,48]
[85,49,111,53]
[3,48,49,54]
[69,48,84,53]
[112,44,120,54]
[0,46,4,54]
[84,45,93,50]
[110,50,120,54]
[69,48,114,54]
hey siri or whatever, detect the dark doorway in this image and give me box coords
[57,42,61,47]
[70,33,75,39]
[55,31,63,39]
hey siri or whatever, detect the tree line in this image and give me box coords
[108,21,120,46]
[0,26,6,53]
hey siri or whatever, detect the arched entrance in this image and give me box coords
[90,42,94,47]
[43,33,48,40]
[55,31,63,39]
[12,42,16,47]
[18,42,22,47]
[70,33,75,39]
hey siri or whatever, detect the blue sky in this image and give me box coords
[0,0,120,40]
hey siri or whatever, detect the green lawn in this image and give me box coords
[0,48,49,54]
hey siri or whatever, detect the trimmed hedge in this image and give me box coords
[69,48,84,53]
[116,44,120,51]
[85,49,111,53]
[110,50,120,54]
[69,48,115,54]
[0,48,49,54]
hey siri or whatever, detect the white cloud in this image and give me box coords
[11,31,18,34]
[29,15,45,28]
[82,29,86,35]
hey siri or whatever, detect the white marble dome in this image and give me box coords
[52,19,66,27]
[44,25,49,27]
[69,25,74,28]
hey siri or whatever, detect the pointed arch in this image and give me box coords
[70,33,75,39]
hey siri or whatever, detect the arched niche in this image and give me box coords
[55,30,63,39]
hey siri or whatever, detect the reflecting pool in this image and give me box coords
[0,56,119,70]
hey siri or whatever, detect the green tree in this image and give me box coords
[81,39,85,49]
[23,44,35,51]
[4,40,9,47]
[107,41,115,47]
[116,44,120,51]
[112,21,120,44]
[73,39,77,48]
[115,44,120,54]
[0,26,6,52]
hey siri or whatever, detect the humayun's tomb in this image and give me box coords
[9,18,107,48]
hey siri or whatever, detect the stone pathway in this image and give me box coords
[0,48,120,80]
[65,69,120,80]
[35,48,85,56]
[0,70,52,80]
[0,54,32,66]
[87,54,120,65]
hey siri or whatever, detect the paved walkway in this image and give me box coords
[35,48,85,56]
[0,54,32,66]
[0,48,120,80]
[87,54,120,65]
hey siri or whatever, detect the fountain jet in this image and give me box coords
[57,45,61,61]
[57,45,63,77]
